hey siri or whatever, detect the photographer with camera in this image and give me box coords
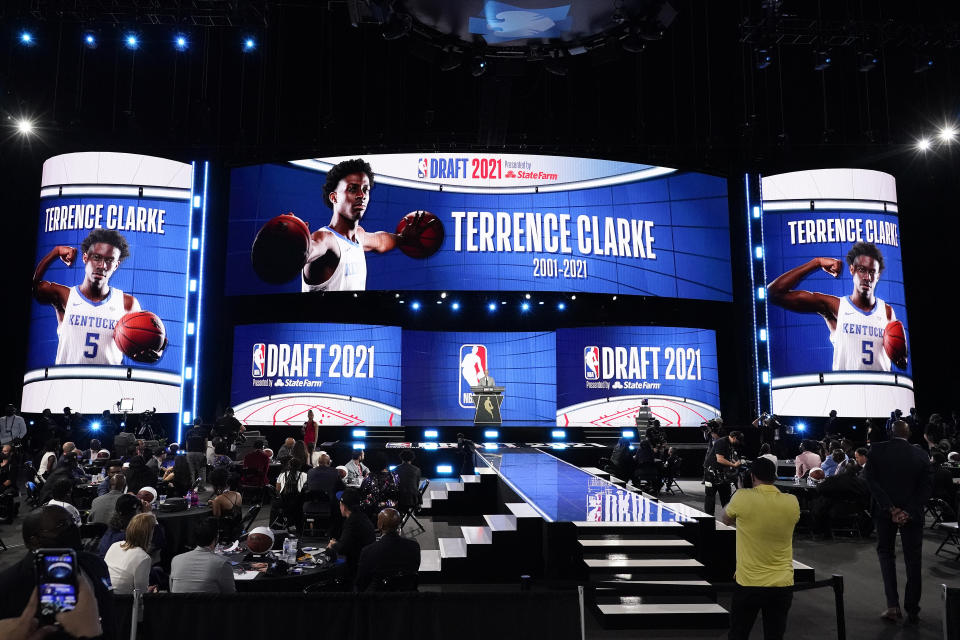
[704,429,743,516]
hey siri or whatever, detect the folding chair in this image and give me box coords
[934,522,960,560]
[661,456,685,495]
[400,479,429,532]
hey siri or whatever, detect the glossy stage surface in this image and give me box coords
[479,448,689,523]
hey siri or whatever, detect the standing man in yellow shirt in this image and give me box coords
[721,457,800,640]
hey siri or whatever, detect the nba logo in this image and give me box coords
[459,344,487,408]
[252,343,265,378]
[584,346,600,380]
[417,158,428,178]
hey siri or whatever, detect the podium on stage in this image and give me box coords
[470,385,505,425]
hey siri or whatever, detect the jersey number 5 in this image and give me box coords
[861,340,873,366]
[84,332,99,359]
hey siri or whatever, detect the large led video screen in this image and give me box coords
[225,153,732,300]
[556,326,720,427]
[401,330,556,427]
[230,323,402,426]
[762,169,914,416]
[22,152,193,415]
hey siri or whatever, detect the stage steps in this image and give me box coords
[578,523,729,630]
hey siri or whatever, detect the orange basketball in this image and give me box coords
[246,533,273,554]
[884,320,907,365]
[114,311,167,363]
[251,213,311,283]
[395,210,444,259]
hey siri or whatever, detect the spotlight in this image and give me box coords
[19,31,34,46]
[621,30,646,54]
[814,50,832,71]
[451,302,460,310]
[83,31,98,49]
[916,138,932,152]
[521,302,530,311]
[857,52,877,72]
[796,422,807,433]
[243,37,256,52]
[382,12,413,41]
[440,47,463,71]
[753,47,772,70]
[440,292,447,298]
[411,301,421,310]
[174,34,188,51]
[488,302,497,312]
[524,293,531,299]
[90,422,101,432]
[15,119,35,135]
[424,430,438,439]
[938,126,957,143]
[612,295,617,301]
[471,55,488,77]
[571,294,576,300]
[124,33,139,49]
[557,302,566,310]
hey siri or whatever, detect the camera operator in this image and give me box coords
[633,430,664,494]
[704,429,743,516]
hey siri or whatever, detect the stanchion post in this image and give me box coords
[129,588,142,640]
[831,574,845,640]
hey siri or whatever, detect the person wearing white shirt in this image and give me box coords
[0,405,26,446]
[105,513,156,594]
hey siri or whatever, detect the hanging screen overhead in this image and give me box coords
[225,153,732,300]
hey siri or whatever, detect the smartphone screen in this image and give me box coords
[34,550,78,623]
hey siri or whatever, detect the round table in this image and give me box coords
[218,548,343,592]
[156,505,214,567]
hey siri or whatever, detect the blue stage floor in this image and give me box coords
[479,448,689,523]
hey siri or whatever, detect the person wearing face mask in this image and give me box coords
[0,505,117,640]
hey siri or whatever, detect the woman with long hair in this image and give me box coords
[292,440,310,469]
[163,455,193,498]
[208,468,243,519]
[104,512,157,593]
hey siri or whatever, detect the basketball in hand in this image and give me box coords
[883,320,907,367]
[251,213,311,283]
[395,210,444,259]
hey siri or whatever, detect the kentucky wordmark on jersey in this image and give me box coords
[56,286,137,365]
[830,295,893,371]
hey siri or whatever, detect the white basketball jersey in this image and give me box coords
[301,226,367,292]
[831,295,892,371]
[57,286,136,365]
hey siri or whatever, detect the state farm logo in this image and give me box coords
[504,170,517,178]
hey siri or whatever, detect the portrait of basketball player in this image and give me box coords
[32,229,164,365]
[301,158,423,291]
[767,241,907,371]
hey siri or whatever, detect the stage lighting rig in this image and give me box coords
[83,31,98,49]
[916,138,931,152]
[15,119,35,135]
[813,50,832,71]
[753,47,773,70]
[470,54,488,77]
[939,126,957,143]
[857,52,878,72]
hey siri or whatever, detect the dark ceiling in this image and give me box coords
[1,0,958,414]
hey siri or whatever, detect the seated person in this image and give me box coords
[757,443,778,465]
[45,478,82,527]
[0,444,20,520]
[124,456,156,495]
[88,473,127,525]
[344,450,369,488]
[795,440,823,479]
[272,458,307,529]
[0,505,115,639]
[632,437,663,494]
[822,449,847,477]
[810,462,870,537]
[359,453,400,519]
[932,451,958,520]
[162,444,180,469]
[355,508,421,591]
[162,456,193,498]
[275,437,296,464]
[325,488,376,580]
[307,453,344,498]
[104,513,157,594]
[38,439,60,480]
[242,440,270,486]
[208,468,243,518]
[606,437,636,482]
[144,447,162,474]
[98,494,166,560]
[80,439,102,465]
[169,517,236,593]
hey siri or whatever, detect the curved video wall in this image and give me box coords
[224,153,733,300]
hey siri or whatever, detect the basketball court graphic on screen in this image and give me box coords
[232,392,399,426]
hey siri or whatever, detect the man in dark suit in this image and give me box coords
[0,505,117,640]
[395,450,422,511]
[355,508,421,591]
[325,487,376,580]
[864,420,934,624]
